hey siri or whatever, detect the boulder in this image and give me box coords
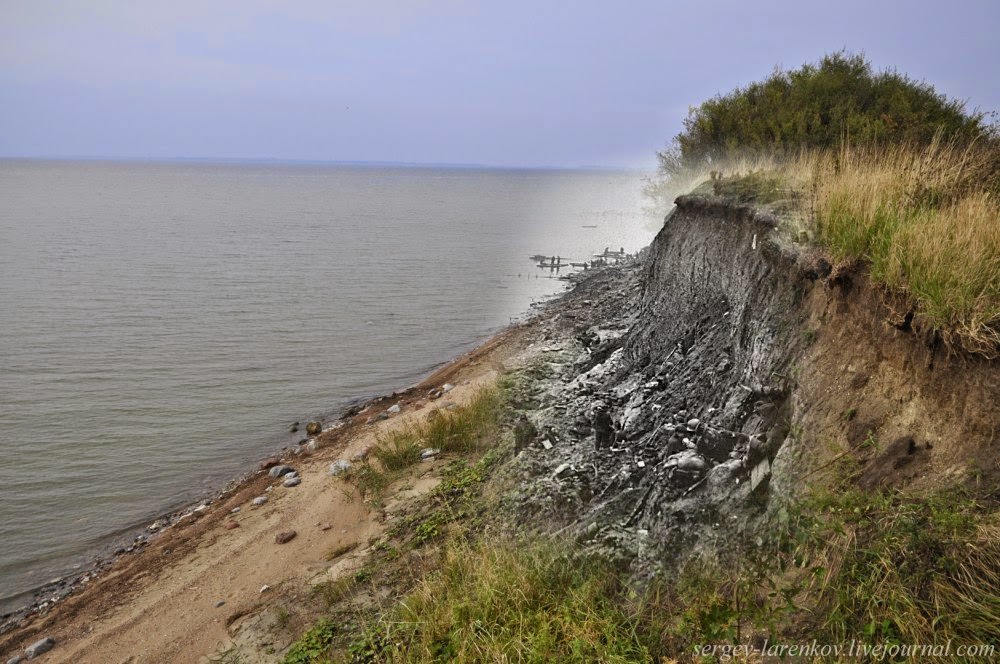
[328,460,352,477]
[306,421,322,436]
[268,465,295,479]
[283,476,302,487]
[24,637,55,659]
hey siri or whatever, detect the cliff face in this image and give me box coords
[513,194,1000,567]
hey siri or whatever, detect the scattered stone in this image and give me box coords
[193,504,209,514]
[283,476,302,487]
[514,415,538,453]
[750,458,771,491]
[320,523,332,531]
[225,521,239,530]
[214,600,226,608]
[24,637,55,659]
[259,457,280,470]
[260,584,271,593]
[553,463,571,477]
[419,448,440,460]
[306,421,322,435]
[593,408,614,449]
[328,460,352,476]
[268,465,295,478]
[686,418,701,431]
[541,439,553,450]
[387,404,401,414]
[275,531,297,544]
[231,506,240,514]
[252,496,268,506]
[351,445,373,462]
[289,422,299,433]
[375,412,389,422]
[442,383,454,392]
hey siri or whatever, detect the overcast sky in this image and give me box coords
[1,0,997,168]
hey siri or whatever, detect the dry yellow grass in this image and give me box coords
[665,139,1000,355]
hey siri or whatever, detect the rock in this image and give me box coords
[442,383,454,392]
[259,457,280,470]
[328,460,352,476]
[666,450,707,473]
[750,458,771,491]
[387,404,401,414]
[283,476,301,487]
[275,531,297,544]
[419,447,440,460]
[24,637,55,658]
[225,521,239,530]
[214,600,226,608]
[268,465,295,478]
[375,412,389,422]
[289,422,299,433]
[513,415,538,453]
[260,584,270,593]
[306,421,322,435]
[231,506,240,513]
[351,445,373,462]
[686,418,701,431]
[8,655,25,664]
[193,504,209,514]
[553,463,571,477]
[252,496,268,506]
[593,408,614,449]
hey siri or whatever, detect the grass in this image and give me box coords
[343,387,507,505]
[349,539,659,663]
[682,138,1000,356]
[789,489,1000,647]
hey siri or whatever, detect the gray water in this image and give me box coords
[0,159,654,609]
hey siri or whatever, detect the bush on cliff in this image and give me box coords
[656,51,995,176]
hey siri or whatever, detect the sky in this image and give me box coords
[1,0,998,169]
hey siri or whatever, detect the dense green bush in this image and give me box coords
[658,52,995,175]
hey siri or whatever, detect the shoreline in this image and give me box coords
[0,275,584,644]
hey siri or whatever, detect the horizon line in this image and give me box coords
[0,154,654,173]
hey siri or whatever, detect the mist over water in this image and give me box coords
[0,160,653,609]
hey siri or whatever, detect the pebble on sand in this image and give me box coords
[328,460,352,476]
[24,636,56,658]
[275,531,297,544]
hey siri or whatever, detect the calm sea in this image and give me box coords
[0,160,654,610]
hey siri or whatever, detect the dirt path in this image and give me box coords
[2,327,530,664]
